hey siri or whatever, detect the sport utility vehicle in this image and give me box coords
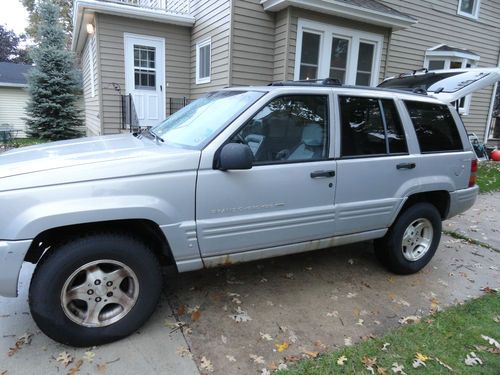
[1,68,498,346]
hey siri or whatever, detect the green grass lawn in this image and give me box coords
[477,161,500,193]
[278,293,500,375]
[13,138,48,147]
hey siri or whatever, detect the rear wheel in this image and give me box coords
[29,233,162,346]
[374,202,441,274]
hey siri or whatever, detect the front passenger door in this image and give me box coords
[196,94,337,258]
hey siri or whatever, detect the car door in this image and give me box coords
[334,94,419,235]
[196,92,337,260]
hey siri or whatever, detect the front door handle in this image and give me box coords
[396,162,416,170]
[310,170,336,178]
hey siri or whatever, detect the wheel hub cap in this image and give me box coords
[401,218,433,262]
[61,260,139,327]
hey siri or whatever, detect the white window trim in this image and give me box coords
[294,19,383,86]
[196,38,211,85]
[424,47,480,116]
[457,0,481,19]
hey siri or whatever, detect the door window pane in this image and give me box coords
[233,95,329,163]
[381,99,408,154]
[355,42,374,86]
[299,32,320,80]
[404,101,463,153]
[339,96,386,156]
[133,45,156,90]
[428,60,445,70]
[330,37,349,83]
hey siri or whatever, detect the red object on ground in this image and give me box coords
[491,149,500,161]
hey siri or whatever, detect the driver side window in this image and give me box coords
[232,95,329,164]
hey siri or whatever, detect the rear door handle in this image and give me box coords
[396,162,416,170]
[310,170,336,178]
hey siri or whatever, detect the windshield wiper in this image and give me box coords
[147,128,164,143]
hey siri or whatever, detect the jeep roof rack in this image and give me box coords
[268,78,342,87]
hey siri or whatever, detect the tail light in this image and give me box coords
[468,159,478,187]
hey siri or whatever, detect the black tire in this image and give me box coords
[29,233,162,347]
[374,202,442,275]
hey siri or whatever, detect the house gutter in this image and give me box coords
[71,0,195,52]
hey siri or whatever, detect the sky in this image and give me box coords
[0,0,29,35]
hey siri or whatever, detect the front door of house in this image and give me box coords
[124,34,165,127]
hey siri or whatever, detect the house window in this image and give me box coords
[134,45,156,90]
[457,0,480,19]
[424,45,480,115]
[295,19,383,86]
[196,38,211,84]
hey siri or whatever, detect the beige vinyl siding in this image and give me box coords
[273,8,291,82]
[96,13,190,134]
[230,0,275,86]
[287,8,391,83]
[381,0,500,140]
[0,87,29,137]
[82,34,101,136]
[190,0,231,97]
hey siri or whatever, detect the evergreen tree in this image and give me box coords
[25,0,83,140]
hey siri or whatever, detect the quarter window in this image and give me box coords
[196,38,211,84]
[232,95,329,164]
[404,101,463,153]
[339,97,408,157]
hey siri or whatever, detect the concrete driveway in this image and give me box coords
[1,194,499,375]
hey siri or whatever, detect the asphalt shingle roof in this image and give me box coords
[0,62,33,86]
[342,0,416,20]
[433,45,479,56]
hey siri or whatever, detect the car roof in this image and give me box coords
[223,85,445,104]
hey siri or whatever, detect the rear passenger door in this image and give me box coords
[334,95,419,235]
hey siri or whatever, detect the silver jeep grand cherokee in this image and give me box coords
[1,68,497,346]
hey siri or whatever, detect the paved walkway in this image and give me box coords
[1,193,498,375]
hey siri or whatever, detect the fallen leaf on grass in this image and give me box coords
[303,350,319,358]
[344,337,353,346]
[260,332,272,341]
[346,292,357,298]
[377,367,388,375]
[481,334,500,349]
[275,341,289,353]
[67,359,83,375]
[337,355,348,365]
[434,357,453,371]
[464,352,482,366]
[480,286,498,294]
[83,351,95,363]
[398,315,421,325]
[200,356,214,372]
[284,355,301,363]
[7,333,33,356]
[277,363,288,370]
[288,330,298,343]
[356,319,364,326]
[391,362,407,374]
[225,355,236,362]
[381,343,390,351]
[493,315,500,323]
[56,351,73,367]
[250,354,265,364]
[260,369,271,375]
[191,310,201,322]
[326,311,339,317]
[362,356,377,374]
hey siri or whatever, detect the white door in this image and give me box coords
[124,34,165,127]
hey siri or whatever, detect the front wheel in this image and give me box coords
[29,233,163,346]
[374,202,442,274]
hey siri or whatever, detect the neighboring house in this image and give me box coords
[0,62,33,137]
[72,0,500,147]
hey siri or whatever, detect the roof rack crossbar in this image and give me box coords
[268,77,342,87]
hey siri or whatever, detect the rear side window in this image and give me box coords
[339,96,408,157]
[404,101,463,153]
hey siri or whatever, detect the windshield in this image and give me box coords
[378,71,492,93]
[152,90,264,149]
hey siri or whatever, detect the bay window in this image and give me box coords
[295,19,383,86]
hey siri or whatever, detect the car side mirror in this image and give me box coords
[218,143,253,171]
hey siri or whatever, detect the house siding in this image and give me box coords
[96,13,191,134]
[381,0,500,141]
[190,0,232,97]
[0,87,29,137]
[81,34,101,136]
